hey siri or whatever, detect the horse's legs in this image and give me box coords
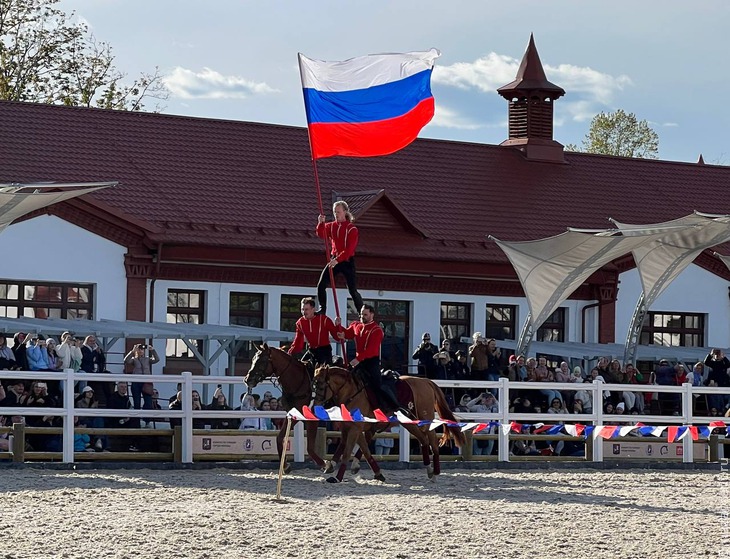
[405,424,434,479]
[429,430,441,477]
[328,426,359,483]
[354,430,384,481]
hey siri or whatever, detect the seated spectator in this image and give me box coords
[0,379,26,407]
[574,381,593,414]
[374,426,395,456]
[26,336,52,371]
[570,366,584,382]
[269,398,284,429]
[507,354,527,382]
[74,416,94,452]
[618,363,645,413]
[24,381,61,451]
[209,388,236,429]
[75,386,106,451]
[0,337,18,370]
[535,357,561,407]
[604,402,615,415]
[466,393,499,456]
[11,332,29,371]
[106,382,140,451]
[258,399,275,430]
[239,394,262,430]
[705,349,730,413]
[454,394,471,413]
[547,397,568,414]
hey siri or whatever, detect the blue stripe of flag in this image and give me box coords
[303,69,433,124]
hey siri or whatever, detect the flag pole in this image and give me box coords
[299,54,349,364]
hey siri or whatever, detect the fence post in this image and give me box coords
[591,379,604,462]
[315,427,327,459]
[173,426,183,463]
[398,425,410,463]
[681,382,694,463]
[182,371,193,463]
[62,368,76,463]
[293,420,304,462]
[12,422,25,463]
[497,377,510,462]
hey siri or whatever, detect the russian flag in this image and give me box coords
[298,49,440,159]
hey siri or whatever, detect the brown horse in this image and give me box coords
[313,365,466,483]
[244,344,379,477]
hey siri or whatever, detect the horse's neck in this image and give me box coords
[328,367,370,409]
[272,350,309,392]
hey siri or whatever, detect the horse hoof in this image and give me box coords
[326,476,340,484]
[351,460,361,475]
[323,461,335,474]
[374,472,386,482]
[283,463,292,475]
[427,466,435,480]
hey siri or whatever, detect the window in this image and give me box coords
[166,289,205,359]
[486,304,516,340]
[440,302,471,352]
[280,294,311,333]
[0,280,93,320]
[640,312,704,347]
[230,292,265,361]
[536,308,565,342]
[346,299,410,373]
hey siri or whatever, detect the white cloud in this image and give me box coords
[432,53,518,93]
[430,105,484,130]
[662,122,679,127]
[164,67,278,100]
[433,53,632,124]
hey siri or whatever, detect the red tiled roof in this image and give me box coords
[1,100,730,266]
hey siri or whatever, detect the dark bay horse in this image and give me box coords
[244,344,377,476]
[314,365,466,483]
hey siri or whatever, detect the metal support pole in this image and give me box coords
[62,368,75,463]
[182,371,194,463]
[591,379,604,462]
[497,377,510,462]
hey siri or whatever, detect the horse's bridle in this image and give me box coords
[247,347,315,404]
[313,366,365,409]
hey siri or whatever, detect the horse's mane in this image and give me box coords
[314,365,351,380]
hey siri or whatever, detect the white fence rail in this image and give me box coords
[1,370,728,464]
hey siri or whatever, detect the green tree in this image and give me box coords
[0,0,167,110]
[566,109,659,159]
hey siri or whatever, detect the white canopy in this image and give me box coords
[491,228,683,332]
[0,182,115,233]
[612,212,730,306]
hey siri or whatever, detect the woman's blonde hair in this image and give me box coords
[333,201,354,222]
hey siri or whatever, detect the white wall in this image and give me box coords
[616,264,730,348]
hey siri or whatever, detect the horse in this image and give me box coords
[313,365,466,483]
[244,343,379,477]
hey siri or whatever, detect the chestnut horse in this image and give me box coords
[245,344,379,477]
[313,365,466,483]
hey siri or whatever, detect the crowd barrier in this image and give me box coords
[1,370,728,464]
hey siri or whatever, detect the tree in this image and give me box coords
[566,109,659,159]
[0,0,167,111]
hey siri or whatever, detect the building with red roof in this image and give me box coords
[1,36,728,374]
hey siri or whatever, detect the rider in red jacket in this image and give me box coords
[315,201,364,316]
[338,304,401,413]
[288,297,338,365]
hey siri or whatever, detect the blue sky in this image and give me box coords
[62,0,729,164]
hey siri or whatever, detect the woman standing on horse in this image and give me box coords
[315,201,364,316]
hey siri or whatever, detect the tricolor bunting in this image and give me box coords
[298,49,440,159]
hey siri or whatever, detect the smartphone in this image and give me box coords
[217,384,222,389]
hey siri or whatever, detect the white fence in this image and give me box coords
[1,370,728,464]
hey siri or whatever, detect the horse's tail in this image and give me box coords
[431,381,466,449]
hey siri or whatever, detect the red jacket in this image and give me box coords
[316,220,359,263]
[341,320,383,361]
[288,314,338,354]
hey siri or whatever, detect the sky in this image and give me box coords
[60,0,730,164]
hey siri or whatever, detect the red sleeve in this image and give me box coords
[325,317,339,341]
[288,320,305,354]
[336,223,358,262]
[342,322,357,340]
[315,220,329,241]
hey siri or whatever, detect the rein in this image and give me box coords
[316,368,367,409]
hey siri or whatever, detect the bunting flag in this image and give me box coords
[287,408,726,442]
[299,49,440,159]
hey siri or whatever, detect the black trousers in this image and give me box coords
[309,345,333,366]
[317,258,364,313]
[356,357,399,410]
